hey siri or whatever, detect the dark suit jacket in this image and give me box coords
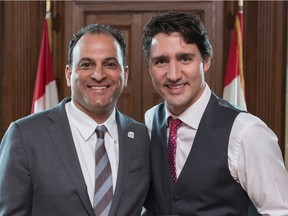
[0,98,151,216]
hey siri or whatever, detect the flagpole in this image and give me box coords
[46,0,51,13]
[238,0,243,18]
[237,0,245,107]
[238,0,243,8]
[46,0,52,51]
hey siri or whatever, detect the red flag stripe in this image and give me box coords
[223,7,247,111]
[31,18,58,113]
[224,12,243,87]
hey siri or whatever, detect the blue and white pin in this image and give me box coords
[128,131,134,139]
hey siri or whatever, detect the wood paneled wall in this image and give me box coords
[244,1,286,153]
[63,1,224,121]
[0,1,45,136]
[0,1,286,156]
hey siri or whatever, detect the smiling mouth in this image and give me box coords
[166,83,185,89]
[90,86,108,90]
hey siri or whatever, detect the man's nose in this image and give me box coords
[167,62,181,82]
[91,66,106,81]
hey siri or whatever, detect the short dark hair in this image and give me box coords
[68,24,126,67]
[142,11,212,63]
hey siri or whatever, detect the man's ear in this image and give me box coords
[203,57,211,72]
[65,65,72,87]
[124,65,129,87]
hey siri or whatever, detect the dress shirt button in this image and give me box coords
[173,195,179,201]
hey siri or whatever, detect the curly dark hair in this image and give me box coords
[142,11,212,63]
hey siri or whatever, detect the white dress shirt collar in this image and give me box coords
[68,101,117,142]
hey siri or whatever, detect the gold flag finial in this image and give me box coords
[238,0,243,12]
[45,0,52,50]
[238,0,244,11]
[46,0,51,13]
[238,0,243,7]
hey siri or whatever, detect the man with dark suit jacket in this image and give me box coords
[0,24,150,216]
[142,11,288,215]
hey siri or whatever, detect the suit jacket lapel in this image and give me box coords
[109,110,133,216]
[47,98,95,216]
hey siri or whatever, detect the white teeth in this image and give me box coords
[169,84,185,89]
[91,86,107,90]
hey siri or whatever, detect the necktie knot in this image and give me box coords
[169,117,182,131]
[95,125,107,139]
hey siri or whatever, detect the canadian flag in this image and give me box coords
[31,14,58,113]
[223,2,247,111]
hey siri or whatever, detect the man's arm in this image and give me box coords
[234,114,288,215]
[0,122,32,215]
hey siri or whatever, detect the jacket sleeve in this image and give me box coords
[142,180,155,215]
[0,122,32,216]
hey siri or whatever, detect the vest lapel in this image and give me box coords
[152,103,175,186]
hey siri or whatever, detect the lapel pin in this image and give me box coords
[128,131,134,139]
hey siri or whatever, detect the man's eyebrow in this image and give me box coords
[176,52,195,58]
[103,57,118,62]
[151,55,168,61]
[78,57,93,62]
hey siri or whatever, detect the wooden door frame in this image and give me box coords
[62,1,224,118]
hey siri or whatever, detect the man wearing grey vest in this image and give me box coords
[142,11,288,216]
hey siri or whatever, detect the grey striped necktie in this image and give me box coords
[94,125,113,216]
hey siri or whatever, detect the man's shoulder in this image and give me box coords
[15,109,51,126]
[14,99,67,129]
[116,109,145,127]
[145,102,165,118]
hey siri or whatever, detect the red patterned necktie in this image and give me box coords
[167,117,182,183]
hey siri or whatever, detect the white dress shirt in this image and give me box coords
[145,84,288,215]
[65,101,119,205]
